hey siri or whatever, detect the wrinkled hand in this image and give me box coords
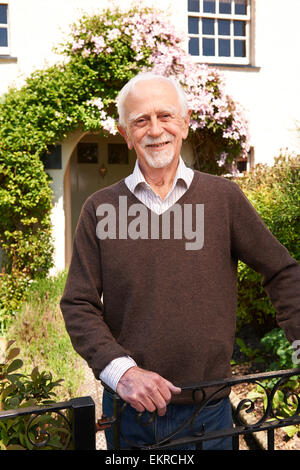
[116,366,181,416]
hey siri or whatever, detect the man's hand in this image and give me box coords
[116,366,181,416]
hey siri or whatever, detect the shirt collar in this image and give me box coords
[126,157,194,195]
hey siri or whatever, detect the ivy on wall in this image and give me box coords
[0,6,249,330]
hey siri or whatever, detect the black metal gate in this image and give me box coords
[101,368,300,450]
[0,368,299,450]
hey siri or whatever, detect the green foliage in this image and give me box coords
[0,271,84,450]
[6,270,84,401]
[261,328,298,371]
[235,153,300,333]
[59,8,154,87]
[234,337,264,363]
[0,340,69,450]
[244,328,300,440]
[247,386,300,439]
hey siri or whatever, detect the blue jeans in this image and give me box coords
[102,390,233,450]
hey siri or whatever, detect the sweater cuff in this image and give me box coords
[99,356,137,392]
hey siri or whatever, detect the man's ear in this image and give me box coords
[181,109,192,140]
[117,124,133,150]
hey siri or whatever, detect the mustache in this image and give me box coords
[141,134,175,147]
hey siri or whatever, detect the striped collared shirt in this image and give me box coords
[124,156,194,214]
[99,157,194,391]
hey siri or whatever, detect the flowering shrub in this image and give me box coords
[60,6,249,174]
[0,6,249,331]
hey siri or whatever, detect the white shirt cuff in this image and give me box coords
[99,356,137,392]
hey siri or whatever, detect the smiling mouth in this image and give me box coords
[146,141,170,149]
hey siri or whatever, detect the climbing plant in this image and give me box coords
[0,6,249,330]
[59,7,249,171]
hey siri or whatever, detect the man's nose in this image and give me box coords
[148,117,163,137]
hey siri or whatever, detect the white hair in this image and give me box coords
[116,72,189,128]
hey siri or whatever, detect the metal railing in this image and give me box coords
[0,368,299,450]
[101,368,300,450]
[0,396,96,450]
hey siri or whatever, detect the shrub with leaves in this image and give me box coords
[0,340,66,450]
[235,152,300,333]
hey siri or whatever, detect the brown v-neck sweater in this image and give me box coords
[60,170,300,403]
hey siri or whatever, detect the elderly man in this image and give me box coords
[60,72,300,450]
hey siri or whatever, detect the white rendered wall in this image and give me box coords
[219,0,300,164]
[0,0,182,93]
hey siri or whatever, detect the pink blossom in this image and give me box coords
[72,9,249,151]
[101,116,117,135]
[82,48,90,58]
[91,35,106,54]
[106,28,121,41]
[72,38,85,51]
[217,152,228,167]
[87,97,104,110]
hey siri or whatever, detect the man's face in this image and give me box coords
[118,80,191,170]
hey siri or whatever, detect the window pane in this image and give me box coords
[234,20,245,36]
[203,0,215,13]
[0,27,8,46]
[219,0,231,14]
[219,39,230,56]
[234,39,246,57]
[218,19,230,35]
[203,37,215,56]
[189,37,199,55]
[235,0,247,15]
[188,17,199,34]
[0,4,7,24]
[188,0,200,12]
[202,18,214,35]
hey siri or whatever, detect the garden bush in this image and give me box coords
[0,340,66,449]
[235,152,300,335]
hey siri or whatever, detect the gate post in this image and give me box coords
[71,396,96,450]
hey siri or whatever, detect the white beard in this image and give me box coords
[142,134,175,169]
[143,148,174,168]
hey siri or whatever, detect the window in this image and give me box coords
[188,0,251,64]
[0,2,9,54]
[236,147,255,175]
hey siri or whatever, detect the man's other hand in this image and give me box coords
[116,366,181,416]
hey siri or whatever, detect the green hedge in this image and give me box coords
[235,153,300,334]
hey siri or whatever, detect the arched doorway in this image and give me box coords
[64,132,135,264]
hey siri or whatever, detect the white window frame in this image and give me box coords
[187,0,251,65]
[0,2,9,55]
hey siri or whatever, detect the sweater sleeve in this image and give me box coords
[60,197,131,379]
[230,182,300,344]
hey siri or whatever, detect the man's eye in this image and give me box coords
[160,114,171,120]
[135,118,146,126]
